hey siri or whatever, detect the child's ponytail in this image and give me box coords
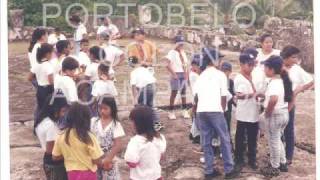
[28,28,46,52]
[36,43,54,63]
[280,70,293,103]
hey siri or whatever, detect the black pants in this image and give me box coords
[234,121,259,163]
[36,85,54,109]
[43,153,67,180]
[224,110,232,133]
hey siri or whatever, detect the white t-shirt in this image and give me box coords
[97,25,107,35]
[35,117,60,151]
[48,33,66,45]
[234,74,259,122]
[130,67,156,88]
[102,44,124,75]
[29,42,41,70]
[90,118,125,146]
[189,71,199,97]
[74,23,87,42]
[264,78,288,109]
[85,62,100,81]
[256,48,280,65]
[124,134,166,180]
[252,66,268,94]
[91,80,118,97]
[288,64,313,91]
[77,51,91,67]
[194,67,228,113]
[31,61,54,86]
[54,74,78,102]
[166,49,188,73]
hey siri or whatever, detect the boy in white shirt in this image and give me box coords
[234,53,260,170]
[69,15,87,55]
[51,40,72,76]
[100,32,125,79]
[48,27,66,45]
[85,46,106,81]
[129,56,163,131]
[97,17,120,45]
[54,57,80,103]
[165,35,190,120]
[77,39,91,73]
[280,45,314,165]
[193,48,240,179]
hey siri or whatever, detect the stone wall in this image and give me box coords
[142,17,314,72]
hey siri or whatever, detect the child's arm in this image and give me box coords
[131,85,138,105]
[264,95,278,117]
[48,74,54,85]
[28,72,35,82]
[103,137,124,165]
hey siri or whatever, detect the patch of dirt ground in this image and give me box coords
[9,38,315,180]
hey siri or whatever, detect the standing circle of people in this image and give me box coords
[27,14,314,180]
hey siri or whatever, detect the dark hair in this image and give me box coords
[265,56,293,103]
[55,27,61,33]
[62,57,79,72]
[80,38,89,45]
[89,46,106,61]
[64,103,93,146]
[34,95,68,134]
[129,106,160,141]
[69,15,81,23]
[280,45,300,60]
[56,40,70,54]
[28,28,47,52]
[99,96,118,123]
[36,43,53,63]
[260,33,272,43]
[98,62,110,76]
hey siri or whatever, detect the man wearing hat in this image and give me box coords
[69,15,87,56]
[233,52,260,170]
[165,35,190,120]
[127,28,156,68]
[193,48,240,179]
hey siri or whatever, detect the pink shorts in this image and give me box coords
[67,170,97,180]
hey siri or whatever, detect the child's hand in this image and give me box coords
[102,161,113,171]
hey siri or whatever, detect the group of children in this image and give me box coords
[184,34,313,179]
[28,26,166,180]
[27,24,313,180]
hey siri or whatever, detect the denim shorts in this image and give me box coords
[170,72,187,94]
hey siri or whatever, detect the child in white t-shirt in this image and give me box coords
[54,57,80,103]
[48,27,67,45]
[91,96,125,180]
[77,39,91,73]
[280,45,314,165]
[124,106,166,180]
[100,32,125,79]
[260,55,293,177]
[189,54,201,143]
[85,46,106,81]
[34,95,69,180]
[28,43,55,109]
[51,40,72,76]
[234,53,260,170]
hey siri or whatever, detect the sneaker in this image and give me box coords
[168,112,176,120]
[189,133,194,141]
[200,156,205,163]
[279,163,288,172]
[192,136,200,144]
[182,109,191,119]
[260,165,280,177]
[224,168,240,179]
[154,122,164,131]
[204,169,222,180]
[234,160,245,169]
[248,161,258,170]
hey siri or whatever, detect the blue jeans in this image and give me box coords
[284,107,295,160]
[197,112,234,174]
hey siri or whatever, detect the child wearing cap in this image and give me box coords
[281,45,314,165]
[193,47,239,179]
[129,56,163,131]
[189,54,201,143]
[100,32,125,79]
[165,35,190,120]
[260,55,293,177]
[233,53,260,170]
